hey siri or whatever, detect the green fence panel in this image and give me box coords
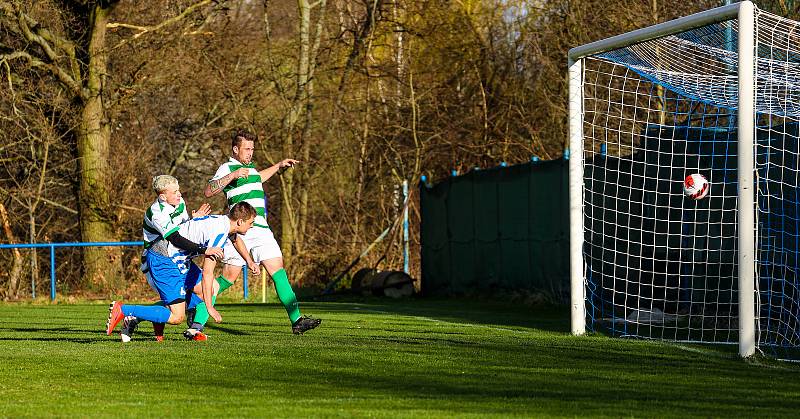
[446,176,476,293]
[530,160,570,299]
[473,172,501,290]
[420,159,570,301]
[420,180,451,293]
[497,165,533,290]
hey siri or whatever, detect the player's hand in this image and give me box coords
[204,246,224,260]
[191,203,211,218]
[235,168,250,179]
[208,306,222,323]
[248,261,261,276]
[279,158,299,168]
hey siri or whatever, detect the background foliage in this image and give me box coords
[0,0,795,298]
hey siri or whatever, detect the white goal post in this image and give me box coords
[568,0,800,359]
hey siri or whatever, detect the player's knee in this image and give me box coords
[263,258,284,274]
[167,313,185,325]
[221,264,241,282]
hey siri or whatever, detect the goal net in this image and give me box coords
[569,1,800,359]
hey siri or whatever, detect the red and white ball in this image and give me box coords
[683,173,710,200]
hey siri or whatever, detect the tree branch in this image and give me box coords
[23,16,82,83]
[0,2,82,97]
[17,11,61,64]
[106,0,214,50]
[0,51,81,96]
[105,22,149,31]
[0,0,13,16]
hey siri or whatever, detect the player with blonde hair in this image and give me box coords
[106,175,259,341]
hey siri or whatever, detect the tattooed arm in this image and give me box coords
[204,168,249,198]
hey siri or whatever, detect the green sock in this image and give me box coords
[272,268,301,324]
[193,276,234,327]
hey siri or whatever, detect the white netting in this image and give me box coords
[598,18,800,117]
[753,11,800,358]
[581,7,800,357]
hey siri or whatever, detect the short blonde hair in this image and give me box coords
[152,175,179,194]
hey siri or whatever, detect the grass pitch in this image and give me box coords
[0,298,798,418]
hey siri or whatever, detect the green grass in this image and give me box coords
[0,298,798,418]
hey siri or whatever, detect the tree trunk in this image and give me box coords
[277,1,309,269]
[278,0,326,268]
[296,0,326,255]
[78,4,122,291]
[352,95,370,254]
[280,165,296,269]
[28,199,38,298]
[0,203,23,299]
[334,0,383,110]
[297,111,312,254]
[652,0,666,125]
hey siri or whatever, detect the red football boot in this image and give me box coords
[183,329,207,341]
[153,322,165,342]
[105,301,124,335]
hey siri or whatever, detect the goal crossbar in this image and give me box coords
[568,2,742,64]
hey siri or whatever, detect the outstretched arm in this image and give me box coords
[259,159,299,182]
[204,168,250,198]
[165,232,224,259]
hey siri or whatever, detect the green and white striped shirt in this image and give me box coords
[142,198,189,249]
[211,157,269,229]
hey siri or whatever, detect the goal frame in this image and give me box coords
[567,1,757,357]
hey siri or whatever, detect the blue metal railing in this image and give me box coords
[0,241,143,301]
[0,241,250,301]
[243,267,249,299]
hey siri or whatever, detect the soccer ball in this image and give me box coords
[683,173,710,200]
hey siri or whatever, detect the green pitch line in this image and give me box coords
[0,299,798,417]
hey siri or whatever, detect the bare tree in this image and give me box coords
[0,0,222,290]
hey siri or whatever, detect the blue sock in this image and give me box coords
[121,304,171,324]
[187,293,203,310]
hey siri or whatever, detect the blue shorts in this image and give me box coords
[144,250,202,305]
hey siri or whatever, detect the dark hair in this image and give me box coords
[232,130,257,149]
[229,201,257,221]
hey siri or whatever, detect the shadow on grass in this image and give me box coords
[0,336,105,343]
[6,327,100,333]
[0,324,106,343]
[225,296,570,333]
[204,335,800,418]
[204,323,252,336]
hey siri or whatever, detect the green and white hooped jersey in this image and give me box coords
[143,198,189,248]
[167,215,231,273]
[211,157,269,229]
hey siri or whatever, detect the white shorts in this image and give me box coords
[222,226,283,266]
